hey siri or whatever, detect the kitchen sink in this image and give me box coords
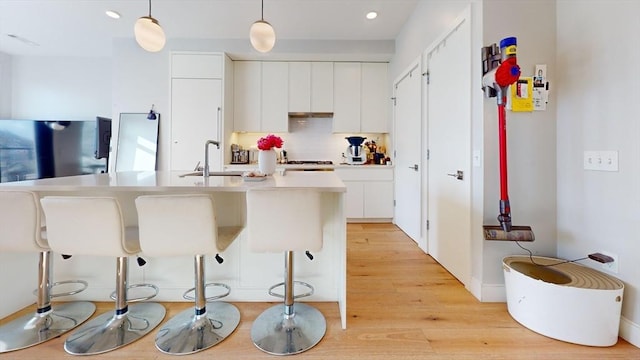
[179,171,245,177]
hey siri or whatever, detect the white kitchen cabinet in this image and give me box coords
[289,62,334,114]
[335,167,394,221]
[361,63,389,133]
[311,62,334,112]
[170,52,231,172]
[261,62,289,133]
[288,62,311,112]
[233,61,261,132]
[172,53,222,79]
[333,63,361,133]
[234,61,288,132]
[343,181,365,218]
[363,181,394,218]
[171,78,222,171]
[333,62,389,133]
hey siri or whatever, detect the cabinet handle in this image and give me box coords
[217,107,222,141]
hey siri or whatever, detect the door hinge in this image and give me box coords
[423,71,430,85]
[426,149,430,160]
[393,199,396,207]
[426,220,430,230]
[391,97,397,106]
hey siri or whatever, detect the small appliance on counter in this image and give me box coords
[230,144,249,164]
[345,136,367,165]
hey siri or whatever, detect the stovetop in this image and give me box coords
[285,160,334,165]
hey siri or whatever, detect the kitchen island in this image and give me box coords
[0,171,348,328]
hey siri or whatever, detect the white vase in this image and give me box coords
[258,149,277,175]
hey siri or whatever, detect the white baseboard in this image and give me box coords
[480,282,506,302]
[620,316,640,348]
[468,276,482,300]
[469,277,507,302]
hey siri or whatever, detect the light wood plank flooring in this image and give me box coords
[2,223,639,359]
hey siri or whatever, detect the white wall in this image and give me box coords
[0,52,11,118]
[556,0,640,344]
[111,39,170,171]
[391,1,473,80]
[10,56,111,120]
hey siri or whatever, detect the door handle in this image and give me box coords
[409,164,418,171]
[447,170,464,180]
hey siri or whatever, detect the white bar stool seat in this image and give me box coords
[135,194,242,355]
[0,191,95,353]
[40,196,166,355]
[246,189,326,356]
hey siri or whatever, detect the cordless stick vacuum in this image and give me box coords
[481,37,534,241]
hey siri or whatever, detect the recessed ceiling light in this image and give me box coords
[106,10,121,19]
[366,11,378,20]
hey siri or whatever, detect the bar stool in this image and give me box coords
[0,191,95,353]
[40,196,166,355]
[135,194,242,355]
[246,189,326,355]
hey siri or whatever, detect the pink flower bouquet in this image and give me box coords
[257,134,283,151]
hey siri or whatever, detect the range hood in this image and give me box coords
[288,112,333,118]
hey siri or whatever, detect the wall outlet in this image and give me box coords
[600,251,619,273]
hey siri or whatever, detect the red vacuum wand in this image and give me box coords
[482,37,521,233]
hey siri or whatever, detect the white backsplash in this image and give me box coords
[233,118,388,164]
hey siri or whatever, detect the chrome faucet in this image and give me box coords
[204,140,220,177]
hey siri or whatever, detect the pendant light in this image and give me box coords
[134,0,166,52]
[249,0,276,53]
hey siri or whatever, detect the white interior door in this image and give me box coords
[426,15,471,284]
[393,64,422,246]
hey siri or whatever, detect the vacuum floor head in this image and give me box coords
[483,225,534,241]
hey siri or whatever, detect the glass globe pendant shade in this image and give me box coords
[134,16,166,52]
[250,20,276,53]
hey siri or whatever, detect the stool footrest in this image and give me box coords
[183,283,231,302]
[33,279,89,298]
[109,283,159,303]
[268,281,314,300]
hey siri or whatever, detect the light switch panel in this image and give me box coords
[583,150,618,172]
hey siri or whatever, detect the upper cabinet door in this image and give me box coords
[311,62,334,113]
[262,62,289,133]
[289,62,311,113]
[233,61,261,132]
[333,62,361,133]
[172,53,222,79]
[361,63,389,133]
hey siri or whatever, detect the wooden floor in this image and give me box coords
[2,223,639,359]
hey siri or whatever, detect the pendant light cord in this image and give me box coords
[148,0,152,17]
[261,0,264,20]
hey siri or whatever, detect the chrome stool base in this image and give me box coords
[64,302,165,355]
[155,301,240,355]
[0,301,95,353]
[251,303,326,356]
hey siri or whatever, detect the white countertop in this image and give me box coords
[0,171,346,192]
[226,163,394,171]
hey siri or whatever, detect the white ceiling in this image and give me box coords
[0,0,419,57]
